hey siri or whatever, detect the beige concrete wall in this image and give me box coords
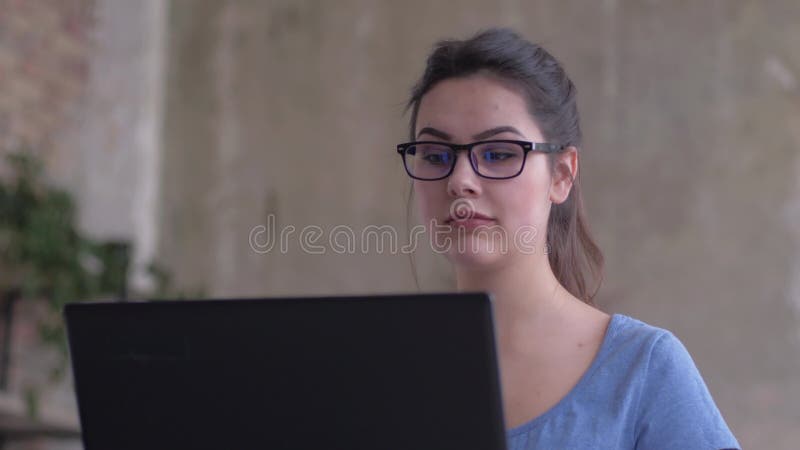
[0,0,93,177]
[158,1,800,448]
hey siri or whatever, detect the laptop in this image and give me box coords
[64,292,508,450]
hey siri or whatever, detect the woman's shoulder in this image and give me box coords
[599,313,709,389]
[606,313,669,342]
[599,313,676,367]
[600,314,741,449]
[590,313,714,407]
[603,313,704,373]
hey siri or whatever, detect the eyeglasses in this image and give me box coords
[396,140,564,180]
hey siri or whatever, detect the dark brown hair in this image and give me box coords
[405,28,604,305]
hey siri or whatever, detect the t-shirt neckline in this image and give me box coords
[505,313,626,437]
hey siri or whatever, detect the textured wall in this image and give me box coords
[59,0,167,292]
[157,1,800,448]
[161,0,418,297]
[0,0,92,171]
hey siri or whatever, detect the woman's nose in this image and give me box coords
[447,152,481,197]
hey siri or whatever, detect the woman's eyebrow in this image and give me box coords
[417,127,451,140]
[416,126,524,141]
[472,126,524,140]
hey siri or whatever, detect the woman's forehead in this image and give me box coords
[416,75,541,140]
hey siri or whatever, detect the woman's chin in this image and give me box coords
[443,235,509,268]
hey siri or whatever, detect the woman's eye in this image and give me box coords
[483,151,514,162]
[423,153,450,165]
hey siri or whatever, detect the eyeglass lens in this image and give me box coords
[403,142,526,179]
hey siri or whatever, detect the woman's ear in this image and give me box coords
[548,146,578,204]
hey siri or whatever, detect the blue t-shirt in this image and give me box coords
[505,314,740,450]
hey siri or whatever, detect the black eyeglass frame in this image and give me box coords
[396,139,565,181]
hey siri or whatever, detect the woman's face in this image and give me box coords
[413,74,563,268]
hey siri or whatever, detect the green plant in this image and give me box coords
[0,150,130,377]
[1,150,207,419]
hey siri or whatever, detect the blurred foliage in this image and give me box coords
[1,150,204,417]
[23,385,39,420]
[0,150,134,378]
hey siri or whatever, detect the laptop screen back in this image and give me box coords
[65,293,507,450]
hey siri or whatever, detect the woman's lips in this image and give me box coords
[446,217,497,230]
[446,211,494,222]
[454,218,495,230]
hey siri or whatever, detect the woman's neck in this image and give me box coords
[454,253,573,356]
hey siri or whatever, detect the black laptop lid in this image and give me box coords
[64,293,507,450]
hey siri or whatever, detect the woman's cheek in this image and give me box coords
[503,201,547,234]
[413,183,441,224]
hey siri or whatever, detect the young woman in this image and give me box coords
[397,28,740,450]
